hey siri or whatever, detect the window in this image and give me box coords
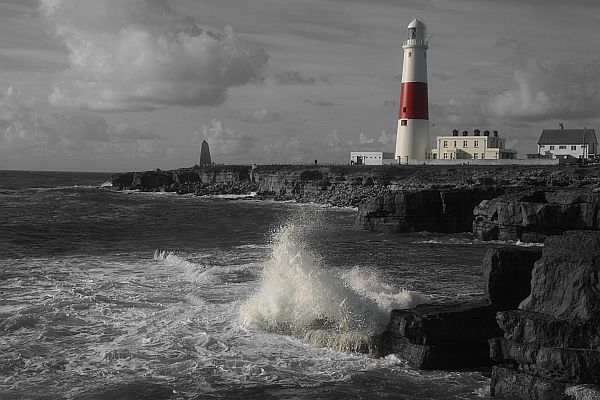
[550,145,555,150]
[443,141,448,148]
[454,141,457,148]
[559,145,566,149]
[481,153,485,159]
[571,146,577,151]
[463,141,468,147]
[401,120,407,126]
[474,141,479,148]
[581,145,587,148]
[474,153,478,159]
[443,153,448,159]
[408,52,412,57]
[403,107,407,113]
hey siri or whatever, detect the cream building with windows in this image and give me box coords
[430,129,517,160]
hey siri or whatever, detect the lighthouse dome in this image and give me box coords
[407,19,426,29]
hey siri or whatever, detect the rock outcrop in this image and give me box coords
[490,231,600,399]
[379,246,541,370]
[473,190,600,243]
[357,188,504,233]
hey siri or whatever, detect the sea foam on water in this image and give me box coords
[240,220,427,354]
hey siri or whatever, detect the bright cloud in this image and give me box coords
[198,118,255,156]
[40,0,268,112]
[0,86,164,156]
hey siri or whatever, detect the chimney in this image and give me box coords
[484,130,490,137]
[452,129,459,136]
[493,130,499,137]
[474,129,481,136]
[462,130,469,136]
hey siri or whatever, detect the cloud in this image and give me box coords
[359,132,373,144]
[40,0,268,111]
[197,118,255,156]
[241,108,287,123]
[273,70,329,85]
[377,130,395,145]
[304,99,335,107]
[488,40,600,122]
[0,86,163,155]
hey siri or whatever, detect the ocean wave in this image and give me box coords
[239,217,427,350]
[153,250,214,282]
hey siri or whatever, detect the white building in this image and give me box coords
[537,129,597,159]
[350,151,396,165]
[430,129,517,160]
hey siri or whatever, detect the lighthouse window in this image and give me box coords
[402,107,407,113]
[400,120,407,126]
[409,28,416,39]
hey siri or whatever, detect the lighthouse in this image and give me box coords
[395,18,430,163]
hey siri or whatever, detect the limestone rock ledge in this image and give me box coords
[379,246,541,370]
[473,190,600,243]
[490,231,600,399]
[356,188,503,233]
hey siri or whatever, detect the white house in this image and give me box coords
[350,151,396,165]
[430,129,517,160]
[537,129,597,159]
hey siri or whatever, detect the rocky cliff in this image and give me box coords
[474,190,600,243]
[356,188,504,232]
[379,247,542,370]
[112,164,600,235]
[490,231,600,399]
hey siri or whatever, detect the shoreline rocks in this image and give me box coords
[490,231,600,399]
[379,246,541,370]
[473,190,600,243]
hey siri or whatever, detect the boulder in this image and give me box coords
[519,231,600,320]
[379,301,502,369]
[483,247,543,311]
[491,364,568,400]
[490,231,600,399]
[496,310,600,350]
[491,338,600,384]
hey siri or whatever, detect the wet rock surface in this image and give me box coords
[490,231,600,399]
[473,190,600,243]
[380,247,540,370]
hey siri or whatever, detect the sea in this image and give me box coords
[0,170,524,399]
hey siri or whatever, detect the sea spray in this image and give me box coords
[240,217,427,354]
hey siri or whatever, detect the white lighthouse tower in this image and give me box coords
[395,18,430,163]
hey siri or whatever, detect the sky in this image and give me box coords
[1,0,600,171]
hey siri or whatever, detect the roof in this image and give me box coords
[538,129,597,145]
[408,19,426,29]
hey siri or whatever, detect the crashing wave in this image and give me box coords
[239,216,427,354]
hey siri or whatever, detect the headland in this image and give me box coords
[112,164,600,399]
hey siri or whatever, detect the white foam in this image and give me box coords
[240,220,426,342]
[153,250,215,282]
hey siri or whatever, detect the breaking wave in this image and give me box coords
[240,218,427,353]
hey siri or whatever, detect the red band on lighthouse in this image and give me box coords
[399,82,429,120]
